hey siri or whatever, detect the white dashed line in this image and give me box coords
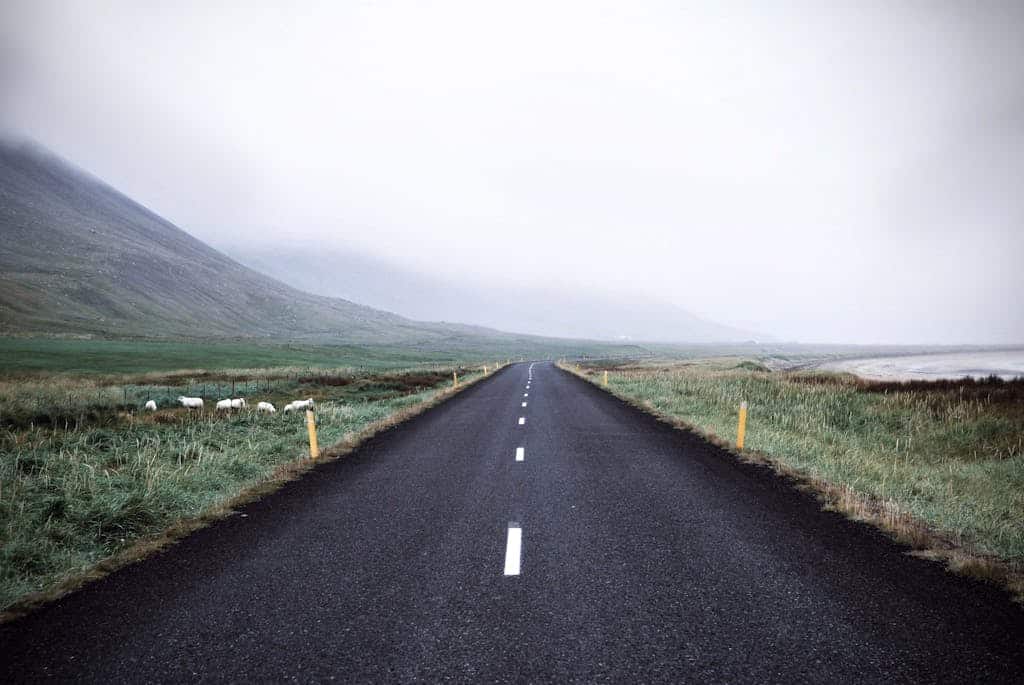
[524,393,528,397]
[518,417,525,425]
[504,523,522,576]
[515,447,524,462]
[522,401,527,407]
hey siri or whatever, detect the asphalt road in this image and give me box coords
[2,362,1023,682]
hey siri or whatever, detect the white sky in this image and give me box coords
[2,1,1022,344]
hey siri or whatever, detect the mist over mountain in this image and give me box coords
[219,242,760,343]
[0,139,522,346]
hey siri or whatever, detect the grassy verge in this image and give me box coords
[0,363,495,615]
[565,359,1024,597]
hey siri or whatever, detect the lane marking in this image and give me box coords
[522,401,527,407]
[504,523,522,576]
[518,417,525,425]
[515,447,524,462]
[524,393,528,397]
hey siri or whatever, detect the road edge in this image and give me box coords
[557,362,1024,604]
[0,364,509,623]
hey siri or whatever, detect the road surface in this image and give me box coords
[2,362,1023,682]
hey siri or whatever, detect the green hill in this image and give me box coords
[0,140,515,346]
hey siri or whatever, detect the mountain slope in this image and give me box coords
[0,140,502,344]
[221,243,760,343]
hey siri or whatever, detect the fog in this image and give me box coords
[2,1,1022,344]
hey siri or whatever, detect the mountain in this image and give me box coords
[0,139,513,345]
[219,243,759,343]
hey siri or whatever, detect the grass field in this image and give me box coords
[571,359,1024,587]
[0,337,503,375]
[0,360,490,613]
[0,336,654,376]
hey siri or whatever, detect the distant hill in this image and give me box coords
[220,243,760,343]
[0,140,523,346]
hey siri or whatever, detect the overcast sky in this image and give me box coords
[2,1,1022,344]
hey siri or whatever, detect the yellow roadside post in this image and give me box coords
[737,401,748,450]
[305,409,320,459]
[603,370,608,387]
[453,371,459,388]
[484,365,488,374]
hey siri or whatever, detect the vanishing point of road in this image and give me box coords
[2,362,1022,682]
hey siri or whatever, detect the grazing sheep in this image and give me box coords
[230,398,247,409]
[177,396,204,409]
[257,402,276,414]
[216,399,233,411]
[283,398,314,413]
[144,400,157,411]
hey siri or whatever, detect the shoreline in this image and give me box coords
[814,350,1024,381]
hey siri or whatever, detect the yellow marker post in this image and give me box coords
[305,409,320,459]
[603,370,608,387]
[484,365,488,374]
[453,371,459,388]
[737,401,748,450]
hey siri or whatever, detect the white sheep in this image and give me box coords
[283,398,315,413]
[216,399,233,411]
[144,400,157,411]
[230,398,247,409]
[257,401,276,413]
[177,396,204,409]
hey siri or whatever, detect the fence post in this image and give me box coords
[306,409,320,459]
[737,401,748,449]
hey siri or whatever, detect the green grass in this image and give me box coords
[580,360,1024,562]
[0,337,486,375]
[0,363,485,611]
[0,336,654,377]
